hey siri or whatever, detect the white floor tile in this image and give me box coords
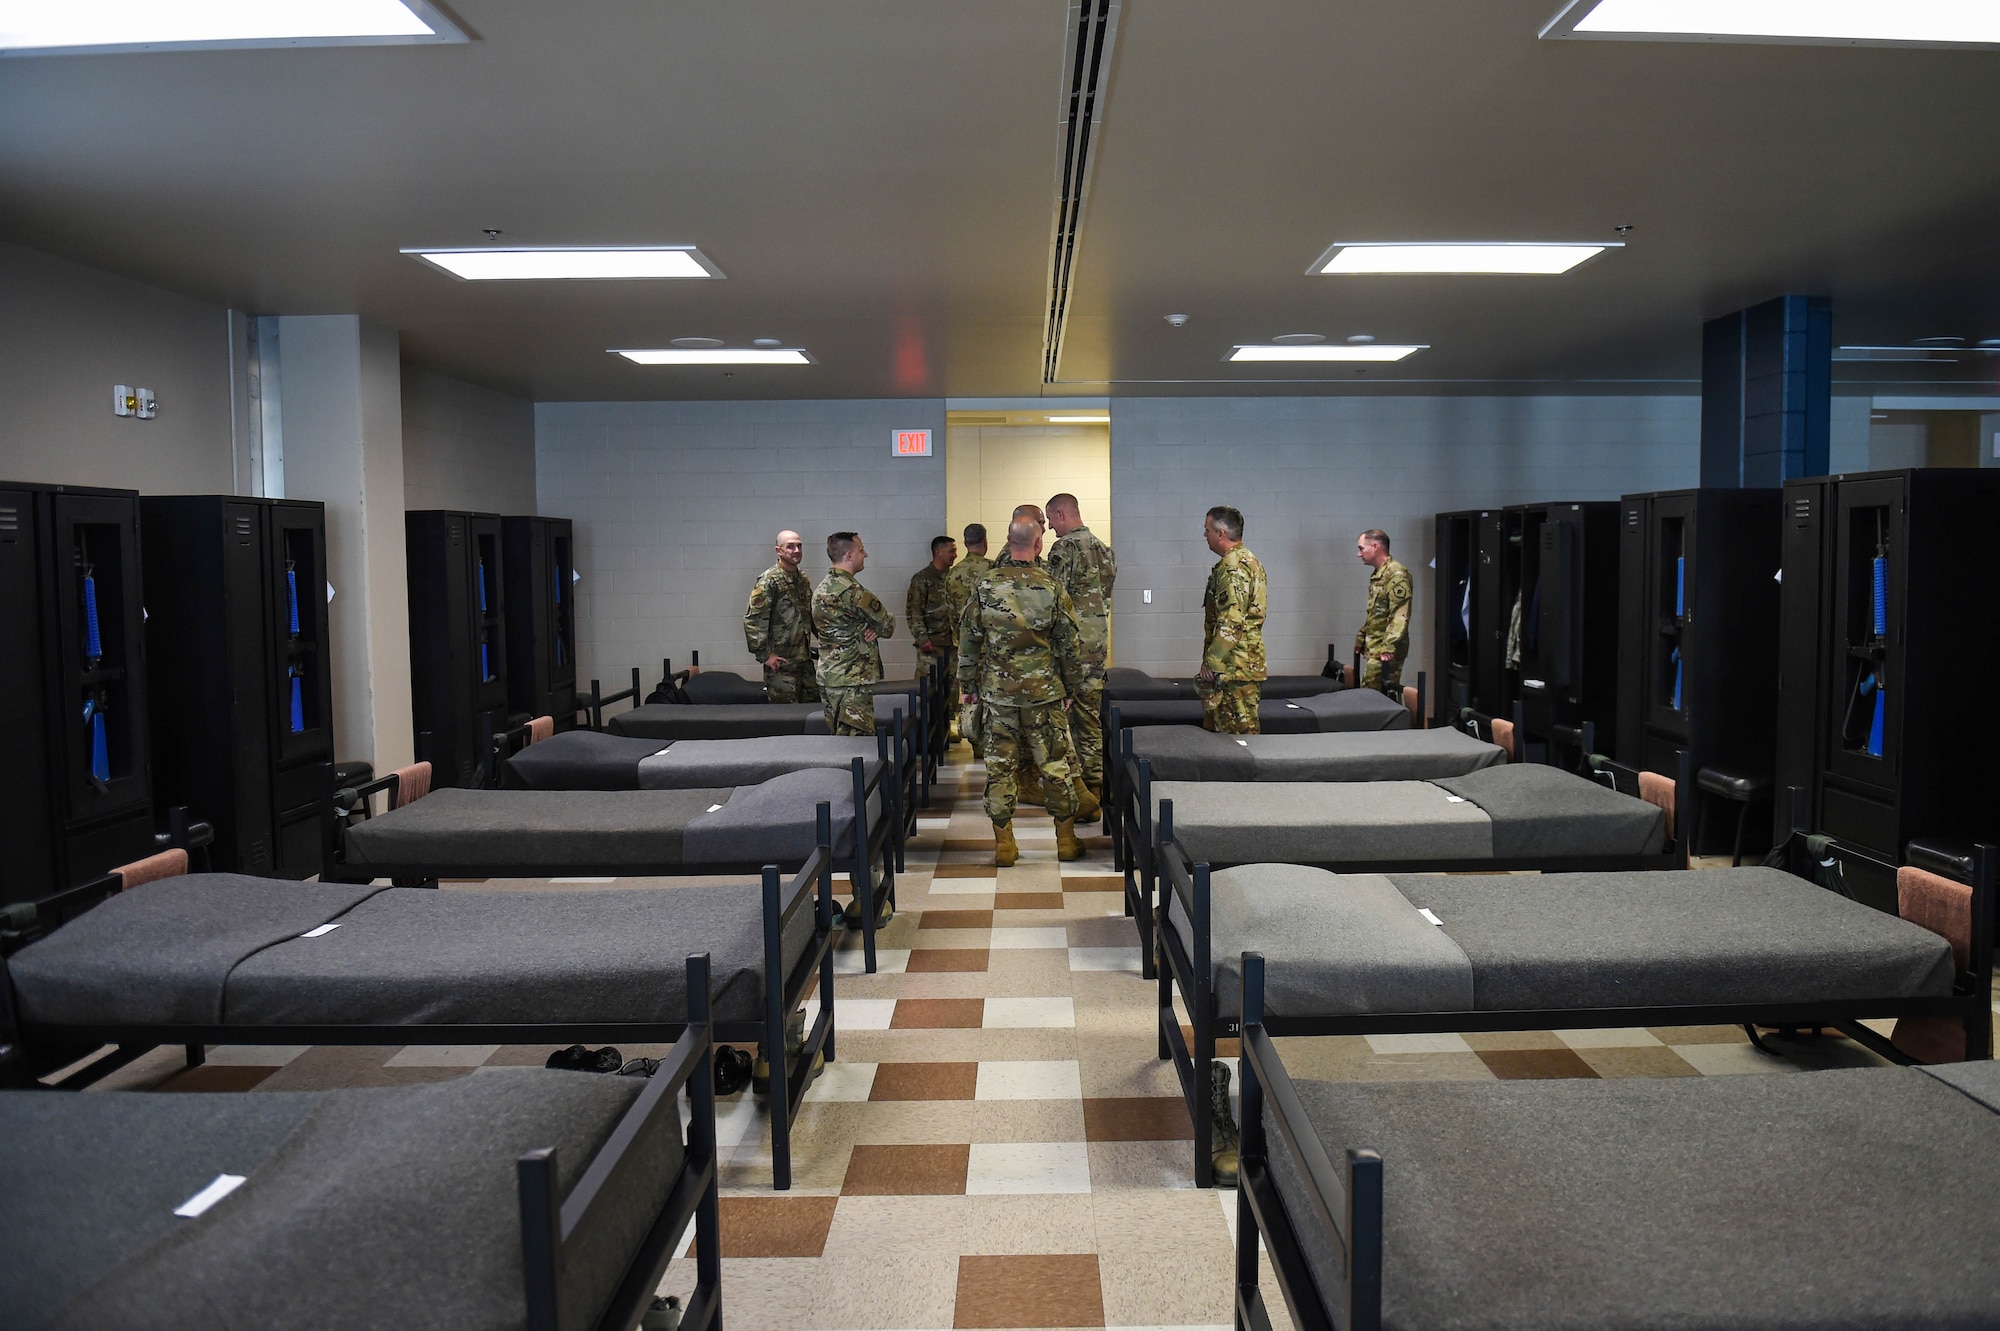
[200,1045,309,1067]
[1070,946,1142,973]
[839,998,899,1030]
[1363,1032,1471,1055]
[1671,1042,1800,1076]
[804,1061,878,1102]
[975,1059,1082,1100]
[965,1141,1093,1194]
[834,948,910,975]
[990,926,1071,950]
[385,1044,501,1067]
[983,996,1076,1029]
[927,877,998,895]
[1554,1027,1664,1049]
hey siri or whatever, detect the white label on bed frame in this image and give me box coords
[300,922,343,938]
[1235,739,1249,746]
[1443,794,1466,803]
[707,803,724,813]
[175,1173,247,1217]
[1418,908,1442,926]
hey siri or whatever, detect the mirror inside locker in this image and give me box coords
[1656,515,1685,713]
[73,522,131,786]
[1840,504,1891,758]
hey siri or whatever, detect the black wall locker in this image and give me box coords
[406,510,510,788]
[0,482,154,905]
[1431,509,1504,721]
[502,515,577,728]
[1777,468,2000,871]
[141,497,334,879]
[1773,480,1832,841]
[1614,490,1782,821]
[1504,501,1621,752]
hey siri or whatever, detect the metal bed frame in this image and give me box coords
[1164,809,1992,1188]
[1,835,840,1191]
[1115,705,1658,981]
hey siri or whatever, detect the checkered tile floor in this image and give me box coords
[87,745,2000,1330]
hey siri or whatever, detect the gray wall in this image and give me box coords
[535,399,949,691]
[0,240,236,492]
[1107,396,1705,679]
[401,366,538,513]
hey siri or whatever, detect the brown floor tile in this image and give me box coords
[1580,1045,1703,1078]
[1062,875,1125,892]
[155,1064,277,1092]
[709,1195,840,1258]
[907,948,990,972]
[870,1061,980,1100]
[954,1253,1105,1328]
[841,1143,971,1195]
[921,909,996,929]
[995,892,1067,910]
[1082,1096,1193,1143]
[1649,1024,1752,1044]
[892,998,987,1029]
[942,839,995,852]
[1175,1026,1238,1058]
[1476,1048,1601,1080]
[1461,1029,1566,1051]
[934,863,1000,878]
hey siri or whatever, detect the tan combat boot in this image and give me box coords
[1073,779,1101,823]
[1055,819,1084,861]
[1017,768,1045,806]
[993,821,1019,868]
[1210,1059,1241,1187]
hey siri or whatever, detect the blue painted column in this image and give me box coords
[1700,295,1831,486]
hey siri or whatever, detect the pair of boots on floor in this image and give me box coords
[993,774,1102,868]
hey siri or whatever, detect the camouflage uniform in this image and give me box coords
[946,553,995,748]
[1354,557,1413,694]
[1047,525,1116,793]
[1200,545,1268,734]
[958,562,1085,825]
[812,567,894,735]
[743,562,819,703]
[906,562,957,729]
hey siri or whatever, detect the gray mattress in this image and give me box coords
[613,691,917,741]
[1130,726,1505,783]
[2,1070,676,1331]
[1105,668,1342,701]
[679,669,773,704]
[1160,763,1664,867]
[1263,1065,2000,1330]
[502,729,668,789]
[504,730,883,793]
[1111,689,1408,734]
[1167,864,1954,1020]
[341,766,871,874]
[11,873,819,1028]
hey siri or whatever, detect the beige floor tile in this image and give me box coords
[1088,1140,1198,1191]
[805,1250,961,1328]
[1098,1250,1236,1328]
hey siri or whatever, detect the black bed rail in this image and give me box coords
[520,951,722,1331]
[582,667,644,730]
[764,825,839,1190]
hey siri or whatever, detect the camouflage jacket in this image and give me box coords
[743,562,815,663]
[906,564,956,655]
[1202,545,1268,682]
[1355,558,1413,660]
[994,549,1045,568]
[958,563,1085,707]
[812,567,894,686]
[944,554,994,630]
[1047,525,1116,678]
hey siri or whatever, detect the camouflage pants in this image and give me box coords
[764,662,820,704]
[1359,655,1404,697]
[822,685,876,736]
[1068,679,1106,792]
[984,701,1078,824]
[1202,681,1261,734]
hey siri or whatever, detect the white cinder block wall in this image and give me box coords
[401,367,538,513]
[535,399,948,692]
[1107,396,1704,679]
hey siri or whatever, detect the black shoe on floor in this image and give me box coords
[714,1046,754,1095]
[618,1057,661,1078]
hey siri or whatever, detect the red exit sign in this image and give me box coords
[893,429,933,457]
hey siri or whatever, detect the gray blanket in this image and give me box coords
[502,730,668,790]
[1113,689,1406,735]
[679,670,772,704]
[1434,763,1665,858]
[9,1070,674,1331]
[1131,726,1503,783]
[638,736,882,791]
[1106,669,1341,701]
[611,703,820,740]
[1264,1068,2000,1330]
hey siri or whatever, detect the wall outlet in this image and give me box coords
[1143,589,1152,603]
[113,384,134,416]
[135,388,157,419]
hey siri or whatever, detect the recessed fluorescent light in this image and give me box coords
[0,0,466,56]
[614,348,814,366]
[408,247,723,281]
[1045,414,1110,423]
[1542,0,2000,48]
[1312,243,1615,276]
[1229,344,1427,363]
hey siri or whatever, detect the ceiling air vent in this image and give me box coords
[1041,0,1121,385]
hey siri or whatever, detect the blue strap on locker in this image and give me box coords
[83,568,103,661]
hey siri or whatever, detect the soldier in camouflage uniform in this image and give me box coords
[1198,505,1267,734]
[959,518,1088,867]
[743,529,819,703]
[992,503,1046,568]
[907,534,959,732]
[1353,528,1412,694]
[944,523,995,748]
[1046,493,1115,818]
[812,531,894,736]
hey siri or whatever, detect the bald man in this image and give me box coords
[993,504,1047,568]
[743,528,819,702]
[1046,493,1116,817]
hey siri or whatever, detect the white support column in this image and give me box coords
[275,315,414,772]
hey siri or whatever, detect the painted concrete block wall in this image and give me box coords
[1107,396,1703,679]
[535,399,948,692]
[401,366,538,513]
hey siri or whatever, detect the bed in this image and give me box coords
[1161,837,1995,1187]
[1238,967,2000,1330]
[1104,666,1350,702]
[1,959,722,1331]
[1101,688,1413,739]
[2,853,836,1190]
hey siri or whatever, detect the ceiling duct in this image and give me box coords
[1042,0,1121,385]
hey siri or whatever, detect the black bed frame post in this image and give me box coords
[891,712,909,868]
[1110,709,1127,873]
[1138,756,1158,978]
[761,863,793,1191]
[1351,650,1361,688]
[1156,800,1176,1063]
[1237,953,1267,1323]
[1415,670,1427,728]
[588,679,603,730]
[685,952,723,1309]
[1192,857,1215,1189]
[1346,1150,1384,1331]
[1967,845,1996,1061]
[518,1146,562,1331]
[1675,748,1694,869]
[318,759,340,884]
[816,825,838,1064]
[1512,699,1531,764]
